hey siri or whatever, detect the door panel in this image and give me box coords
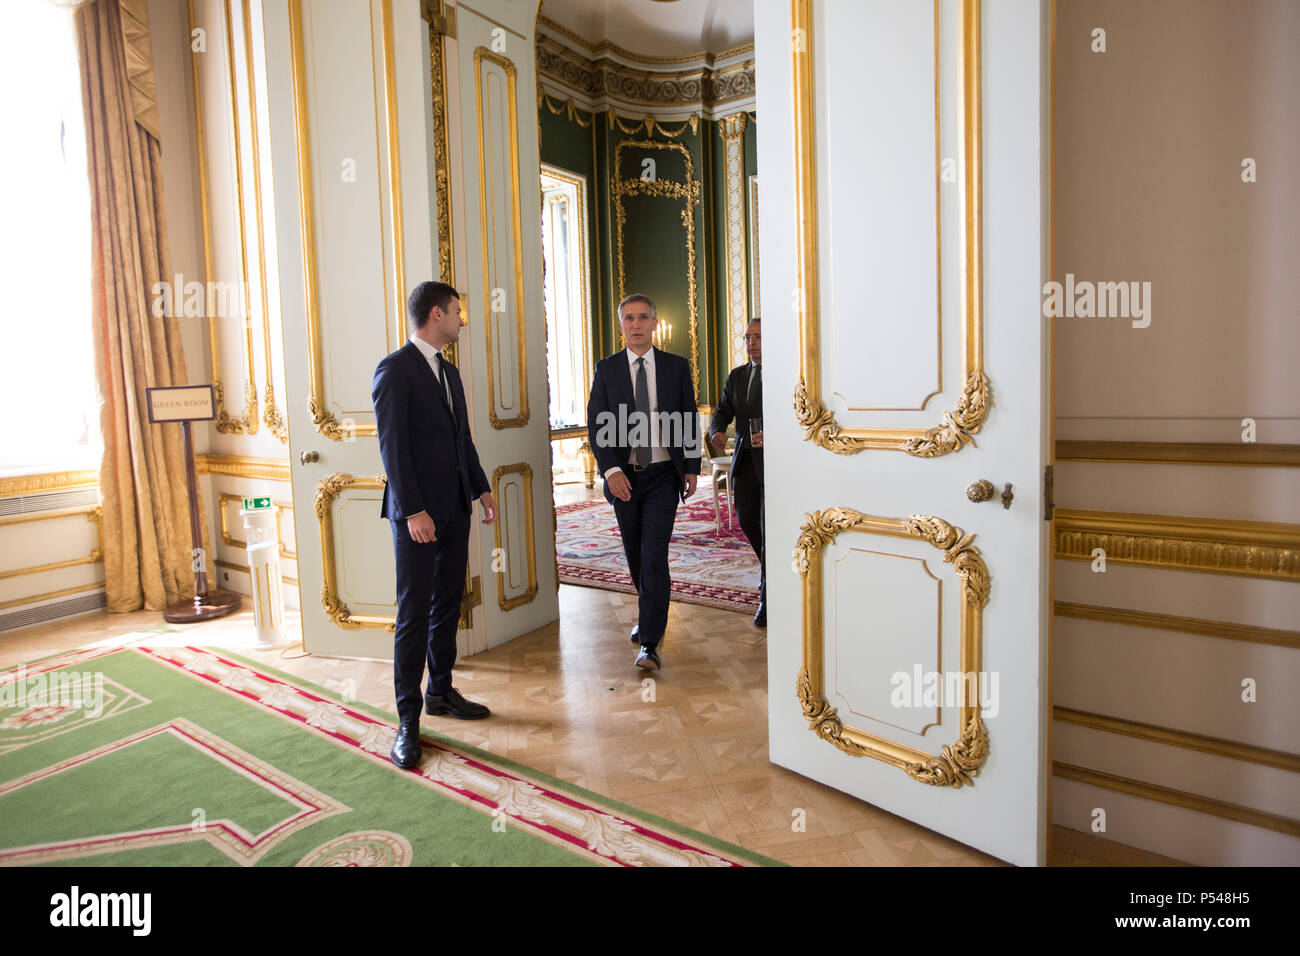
[759,0,1050,866]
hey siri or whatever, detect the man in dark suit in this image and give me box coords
[372,281,498,769]
[587,293,702,671]
[709,317,765,626]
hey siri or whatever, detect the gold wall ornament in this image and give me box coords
[795,507,990,787]
[789,0,988,457]
[491,462,539,611]
[611,138,702,396]
[719,114,749,369]
[1055,509,1300,582]
[196,453,291,482]
[314,472,394,630]
[422,0,456,287]
[474,47,531,430]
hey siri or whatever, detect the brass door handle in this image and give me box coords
[299,450,319,465]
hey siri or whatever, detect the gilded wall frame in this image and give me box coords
[474,47,531,429]
[315,473,394,630]
[491,463,538,611]
[610,138,702,396]
[790,0,989,456]
[795,508,990,787]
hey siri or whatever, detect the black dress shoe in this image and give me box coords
[753,603,767,627]
[390,720,422,768]
[425,687,491,719]
[635,645,661,671]
[630,624,641,644]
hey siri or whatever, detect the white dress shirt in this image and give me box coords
[605,347,671,478]
[409,333,452,406]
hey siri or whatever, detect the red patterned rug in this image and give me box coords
[556,479,761,612]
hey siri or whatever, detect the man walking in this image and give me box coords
[372,281,498,769]
[709,318,765,626]
[587,293,702,670]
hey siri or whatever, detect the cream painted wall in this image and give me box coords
[1052,0,1300,865]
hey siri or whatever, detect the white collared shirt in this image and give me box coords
[605,347,670,478]
[409,333,446,385]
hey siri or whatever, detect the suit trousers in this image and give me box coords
[611,462,680,646]
[734,461,765,600]
[391,508,470,725]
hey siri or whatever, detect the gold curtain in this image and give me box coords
[77,0,202,611]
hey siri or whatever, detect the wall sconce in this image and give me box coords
[652,321,673,349]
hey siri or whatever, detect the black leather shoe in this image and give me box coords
[635,645,661,671]
[630,624,641,644]
[425,687,491,719]
[390,720,422,768]
[753,603,767,627]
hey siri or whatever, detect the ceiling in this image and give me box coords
[538,0,754,59]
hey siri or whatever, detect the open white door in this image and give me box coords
[758,0,1051,866]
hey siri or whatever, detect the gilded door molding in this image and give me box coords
[790,0,989,456]
[491,463,538,611]
[611,138,702,397]
[795,508,990,787]
[474,47,531,429]
[314,473,394,630]
[719,114,749,369]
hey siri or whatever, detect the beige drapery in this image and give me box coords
[77,0,203,611]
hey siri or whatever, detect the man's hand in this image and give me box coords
[406,511,437,543]
[708,431,726,455]
[479,491,498,524]
[684,474,698,500]
[607,470,632,502]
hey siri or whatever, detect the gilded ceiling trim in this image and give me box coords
[796,508,990,787]
[1055,509,1300,581]
[315,473,394,630]
[491,463,539,611]
[611,139,702,396]
[791,0,988,456]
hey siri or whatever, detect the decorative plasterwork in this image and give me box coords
[795,508,990,787]
[314,473,393,631]
[719,114,748,368]
[491,463,539,611]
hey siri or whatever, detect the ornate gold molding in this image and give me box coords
[1054,601,1300,650]
[422,0,456,294]
[719,114,748,369]
[1056,441,1300,467]
[0,470,98,498]
[196,454,290,482]
[0,505,100,527]
[611,138,702,396]
[1054,762,1300,839]
[1054,510,1300,581]
[315,473,394,630]
[491,463,539,611]
[795,508,989,787]
[474,47,531,430]
[1054,707,1300,774]
[790,0,987,456]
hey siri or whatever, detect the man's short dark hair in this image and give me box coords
[407,281,460,328]
[748,316,760,325]
[618,293,657,319]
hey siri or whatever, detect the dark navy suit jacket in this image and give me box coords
[586,347,702,502]
[372,341,490,528]
[709,362,764,485]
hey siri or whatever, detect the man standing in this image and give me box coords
[709,318,765,627]
[372,281,498,769]
[587,293,701,671]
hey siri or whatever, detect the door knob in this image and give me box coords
[966,479,994,503]
[299,450,319,465]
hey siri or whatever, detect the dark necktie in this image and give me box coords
[747,364,761,407]
[435,353,454,421]
[633,356,651,468]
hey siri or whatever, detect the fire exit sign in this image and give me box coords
[243,496,273,511]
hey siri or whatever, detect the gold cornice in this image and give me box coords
[536,14,753,68]
[611,138,702,396]
[1055,509,1300,581]
[196,454,291,482]
[1054,601,1300,650]
[791,0,988,457]
[315,473,394,630]
[0,470,99,498]
[474,47,531,430]
[796,508,989,787]
[1054,707,1300,775]
[491,462,539,611]
[1054,762,1300,839]
[1057,441,1300,467]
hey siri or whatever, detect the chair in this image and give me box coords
[710,454,734,532]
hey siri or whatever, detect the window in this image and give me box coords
[0,1,99,475]
[540,165,592,429]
